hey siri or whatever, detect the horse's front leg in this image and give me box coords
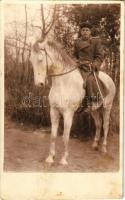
[60,110,74,165]
[46,107,60,164]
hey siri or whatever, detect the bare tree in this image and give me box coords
[35,4,57,41]
[22,5,28,64]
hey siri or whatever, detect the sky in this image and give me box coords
[4,3,57,61]
[4,4,54,39]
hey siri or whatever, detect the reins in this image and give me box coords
[89,64,104,101]
[49,67,78,77]
[40,47,78,78]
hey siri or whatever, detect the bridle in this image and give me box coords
[39,47,50,76]
[38,47,51,86]
[39,47,78,84]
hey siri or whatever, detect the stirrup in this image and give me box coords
[84,106,91,113]
[77,106,85,113]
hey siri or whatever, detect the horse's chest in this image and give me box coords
[49,74,84,108]
[49,86,84,109]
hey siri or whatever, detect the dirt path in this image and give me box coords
[4,118,119,172]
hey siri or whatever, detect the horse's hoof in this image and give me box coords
[59,158,68,166]
[101,146,107,154]
[92,142,98,150]
[45,156,54,164]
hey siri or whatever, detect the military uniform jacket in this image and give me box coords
[74,36,104,71]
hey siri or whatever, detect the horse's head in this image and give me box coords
[30,39,48,87]
[30,38,77,86]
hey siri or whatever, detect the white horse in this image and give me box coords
[30,39,116,165]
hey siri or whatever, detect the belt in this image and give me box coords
[79,60,92,65]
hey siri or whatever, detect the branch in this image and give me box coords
[41,4,45,39]
[22,5,28,63]
[6,37,31,49]
[5,42,30,52]
[31,24,42,30]
[45,5,57,36]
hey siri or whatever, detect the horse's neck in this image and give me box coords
[51,68,83,88]
[47,47,76,76]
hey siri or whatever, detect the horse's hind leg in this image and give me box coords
[91,110,102,150]
[60,110,74,165]
[46,107,60,164]
[101,106,112,154]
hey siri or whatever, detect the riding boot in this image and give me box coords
[76,96,89,113]
[86,72,100,104]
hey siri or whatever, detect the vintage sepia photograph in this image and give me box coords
[0,1,124,199]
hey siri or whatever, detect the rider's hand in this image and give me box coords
[92,62,98,71]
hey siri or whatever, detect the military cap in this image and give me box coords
[80,22,92,29]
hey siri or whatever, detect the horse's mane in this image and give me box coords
[47,40,76,69]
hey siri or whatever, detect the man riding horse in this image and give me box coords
[30,23,115,162]
[74,22,104,110]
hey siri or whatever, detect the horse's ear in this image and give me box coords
[38,38,48,49]
[47,32,54,41]
[32,37,45,52]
